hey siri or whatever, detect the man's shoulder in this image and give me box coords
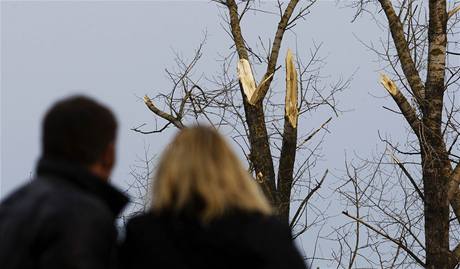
[0,179,52,214]
[42,176,114,222]
[1,176,112,223]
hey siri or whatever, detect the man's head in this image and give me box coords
[42,96,117,181]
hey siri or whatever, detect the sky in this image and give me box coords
[1,0,414,266]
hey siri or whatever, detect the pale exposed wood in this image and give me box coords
[276,48,300,221]
[237,59,257,104]
[252,73,273,104]
[143,95,184,129]
[256,172,264,183]
[379,74,421,135]
[378,0,425,102]
[285,49,298,128]
[380,73,399,96]
[237,59,274,105]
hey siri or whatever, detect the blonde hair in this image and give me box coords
[152,126,272,221]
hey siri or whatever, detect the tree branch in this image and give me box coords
[226,0,278,204]
[390,153,424,201]
[297,117,332,149]
[290,169,327,230]
[277,49,299,221]
[380,74,421,135]
[448,163,460,200]
[448,162,460,225]
[131,122,172,134]
[451,239,460,268]
[253,0,304,104]
[226,0,249,60]
[378,0,426,102]
[342,211,426,267]
[285,49,299,128]
[425,0,447,96]
[143,95,184,129]
[448,5,460,19]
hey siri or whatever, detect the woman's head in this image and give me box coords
[153,126,271,221]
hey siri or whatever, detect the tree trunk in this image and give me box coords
[277,117,297,222]
[423,1,450,267]
[243,96,278,205]
[421,101,452,268]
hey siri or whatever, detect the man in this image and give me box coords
[0,96,129,269]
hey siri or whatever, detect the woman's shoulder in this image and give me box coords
[125,209,291,240]
[128,211,155,221]
[126,212,154,227]
[216,211,307,268]
[123,211,179,249]
[219,210,285,227]
[128,210,285,227]
[120,212,191,269]
[211,210,291,238]
[125,211,170,233]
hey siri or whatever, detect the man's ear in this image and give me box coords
[88,142,116,181]
[102,142,116,172]
[100,142,116,178]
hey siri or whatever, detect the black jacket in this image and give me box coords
[120,210,308,269]
[0,159,128,269]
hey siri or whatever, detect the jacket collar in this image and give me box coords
[36,158,129,217]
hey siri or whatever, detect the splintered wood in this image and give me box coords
[237,59,273,105]
[285,49,298,128]
[237,59,258,104]
[379,73,399,96]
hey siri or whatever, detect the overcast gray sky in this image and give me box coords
[1,0,412,266]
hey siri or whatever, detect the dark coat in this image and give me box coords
[0,158,128,269]
[120,210,308,269]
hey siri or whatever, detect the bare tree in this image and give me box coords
[336,1,460,268]
[132,0,349,242]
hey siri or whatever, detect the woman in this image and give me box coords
[120,126,308,269]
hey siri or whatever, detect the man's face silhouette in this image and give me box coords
[89,142,116,182]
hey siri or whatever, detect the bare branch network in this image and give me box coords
[129,1,460,268]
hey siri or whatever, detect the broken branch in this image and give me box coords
[143,95,184,129]
[285,49,299,128]
[379,74,421,135]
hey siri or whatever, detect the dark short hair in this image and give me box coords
[42,95,117,165]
